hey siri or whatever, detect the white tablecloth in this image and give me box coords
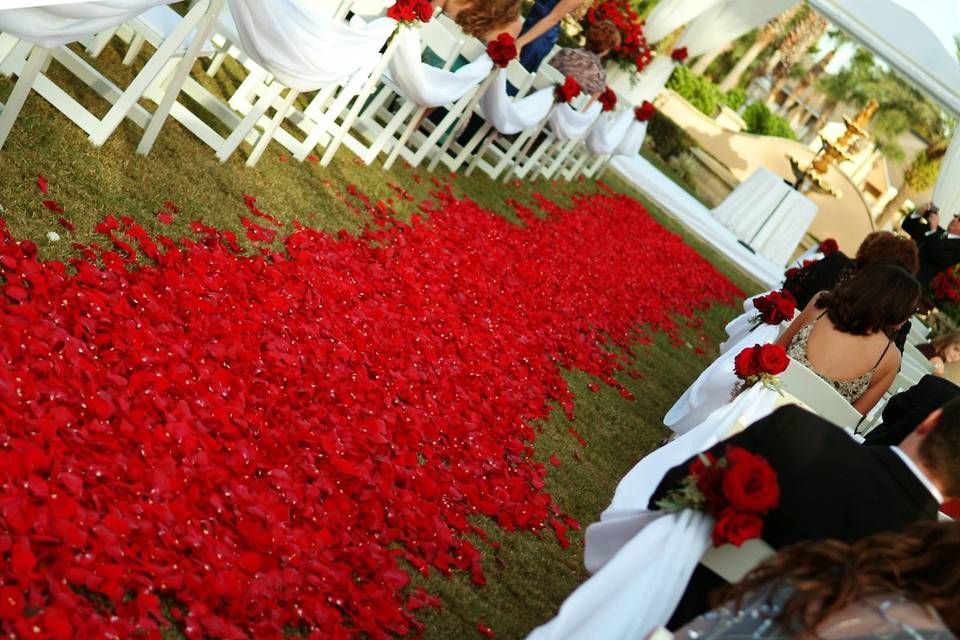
[609,156,784,288]
[711,168,818,267]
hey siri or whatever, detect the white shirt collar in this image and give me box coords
[891,447,944,504]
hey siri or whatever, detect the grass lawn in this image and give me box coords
[0,36,762,639]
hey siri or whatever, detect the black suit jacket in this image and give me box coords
[865,375,960,446]
[902,215,960,284]
[650,405,940,629]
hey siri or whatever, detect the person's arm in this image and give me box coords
[929,355,945,377]
[516,0,585,49]
[852,349,900,415]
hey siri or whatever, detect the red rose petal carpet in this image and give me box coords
[0,183,741,638]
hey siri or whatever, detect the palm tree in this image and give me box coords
[718,4,802,91]
[875,145,944,228]
[764,12,829,105]
[810,48,876,132]
[783,30,850,123]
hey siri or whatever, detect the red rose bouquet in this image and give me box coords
[818,238,839,255]
[599,87,618,112]
[487,33,517,68]
[671,47,689,63]
[751,289,796,327]
[582,0,653,72]
[634,100,656,122]
[733,343,789,396]
[656,446,780,547]
[555,76,582,104]
[387,0,433,23]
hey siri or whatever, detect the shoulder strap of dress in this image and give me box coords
[873,340,893,369]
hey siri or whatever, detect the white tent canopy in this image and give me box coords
[808,0,960,117]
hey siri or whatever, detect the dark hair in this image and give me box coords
[919,397,960,496]
[854,231,919,275]
[585,20,621,54]
[717,521,960,635]
[815,261,920,337]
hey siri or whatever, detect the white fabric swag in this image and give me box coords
[227,0,395,92]
[614,120,648,156]
[585,108,635,156]
[386,26,492,108]
[933,134,960,222]
[642,0,726,43]
[528,382,786,640]
[478,69,555,135]
[549,101,602,141]
[0,0,173,48]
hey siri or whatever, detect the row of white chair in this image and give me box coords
[0,0,629,181]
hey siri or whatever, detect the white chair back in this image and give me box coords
[903,342,935,373]
[779,360,862,428]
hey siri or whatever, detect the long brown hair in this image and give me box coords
[453,0,521,40]
[815,260,920,337]
[931,330,960,358]
[717,522,960,635]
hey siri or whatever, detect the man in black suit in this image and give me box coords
[865,375,960,446]
[649,401,960,630]
[901,204,960,285]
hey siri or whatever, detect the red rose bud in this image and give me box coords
[555,76,582,103]
[487,33,518,68]
[734,344,762,379]
[757,343,789,375]
[634,100,655,122]
[721,447,780,514]
[819,238,839,255]
[671,47,688,63]
[711,507,764,547]
[599,87,617,112]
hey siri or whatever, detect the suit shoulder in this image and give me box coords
[749,405,851,443]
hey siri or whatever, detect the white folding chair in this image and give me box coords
[0,0,224,153]
[906,319,932,346]
[779,360,863,430]
[506,62,567,181]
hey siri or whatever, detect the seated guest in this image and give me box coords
[673,521,959,639]
[433,0,522,41]
[514,0,590,72]
[784,231,919,311]
[901,203,960,286]
[916,330,960,377]
[776,262,921,414]
[650,401,960,629]
[544,20,620,100]
[865,375,960,447]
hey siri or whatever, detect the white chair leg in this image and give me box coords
[383,106,423,170]
[0,34,19,76]
[122,32,146,66]
[91,0,220,147]
[0,46,49,152]
[320,30,400,167]
[245,87,298,167]
[216,81,284,162]
[465,131,497,176]
[85,29,117,58]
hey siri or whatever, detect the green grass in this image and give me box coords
[0,37,762,639]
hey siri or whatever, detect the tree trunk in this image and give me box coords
[782,49,836,111]
[691,44,729,76]
[719,36,770,91]
[876,187,912,230]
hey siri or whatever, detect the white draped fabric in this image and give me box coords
[527,509,712,640]
[711,168,818,266]
[227,0,395,92]
[478,70,555,135]
[614,120,647,156]
[585,109,635,155]
[386,27,492,108]
[641,0,725,44]
[529,384,787,640]
[609,156,785,287]
[675,0,797,56]
[0,0,173,48]
[663,321,784,435]
[933,134,960,222]
[548,102,602,141]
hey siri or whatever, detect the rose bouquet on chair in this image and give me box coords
[555,76,582,104]
[749,289,796,329]
[732,343,789,398]
[487,33,517,68]
[387,0,434,24]
[656,446,780,547]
